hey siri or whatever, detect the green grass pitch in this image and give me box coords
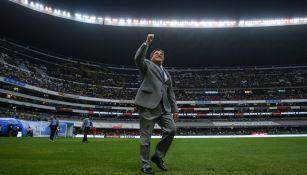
[0,137,307,175]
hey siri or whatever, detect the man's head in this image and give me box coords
[150,49,164,65]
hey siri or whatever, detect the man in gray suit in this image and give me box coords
[135,34,179,174]
[81,116,93,143]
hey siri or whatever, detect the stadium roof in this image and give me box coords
[8,0,307,28]
[1,0,307,67]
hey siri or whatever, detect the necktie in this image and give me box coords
[160,66,166,82]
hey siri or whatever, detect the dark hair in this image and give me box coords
[150,48,165,59]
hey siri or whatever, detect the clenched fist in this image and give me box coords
[145,34,154,45]
[173,113,179,122]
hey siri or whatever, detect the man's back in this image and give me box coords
[82,118,92,129]
[50,117,59,126]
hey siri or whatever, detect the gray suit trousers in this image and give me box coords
[138,103,176,169]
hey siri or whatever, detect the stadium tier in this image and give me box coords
[1,38,307,136]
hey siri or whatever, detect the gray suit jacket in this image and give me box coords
[134,43,179,113]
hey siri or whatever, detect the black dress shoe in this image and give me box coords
[151,156,168,171]
[141,167,154,174]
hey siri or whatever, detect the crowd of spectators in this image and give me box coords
[1,53,307,101]
[0,107,49,121]
[1,41,307,137]
[76,127,307,136]
[176,127,307,135]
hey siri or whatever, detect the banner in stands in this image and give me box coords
[195,101,212,104]
[4,77,25,87]
[266,100,282,103]
[213,121,280,126]
[120,135,137,138]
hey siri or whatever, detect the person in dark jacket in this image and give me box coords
[81,116,93,143]
[49,115,59,142]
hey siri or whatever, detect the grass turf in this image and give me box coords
[0,137,307,175]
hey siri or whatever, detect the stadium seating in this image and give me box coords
[0,38,307,130]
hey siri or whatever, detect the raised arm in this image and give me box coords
[134,34,154,76]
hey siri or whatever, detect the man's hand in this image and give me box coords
[145,34,154,45]
[173,113,179,122]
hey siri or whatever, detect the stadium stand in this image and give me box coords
[1,38,307,136]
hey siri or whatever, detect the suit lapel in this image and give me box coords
[150,62,163,82]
